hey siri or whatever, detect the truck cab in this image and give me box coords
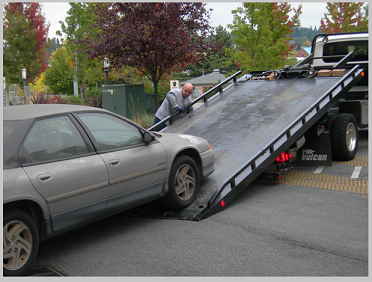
[311,32,368,128]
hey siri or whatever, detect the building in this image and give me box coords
[295,47,312,61]
[180,69,232,98]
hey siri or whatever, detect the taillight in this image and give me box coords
[276,152,293,164]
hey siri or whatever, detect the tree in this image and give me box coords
[320,2,368,33]
[58,2,103,103]
[86,2,221,109]
[46,37,61,59]
[43,47,74,94]
[227,2,302,73]
[292,27,322,50]
[30,73,50,95]
[183,25,237,78]
[3,2,50,84]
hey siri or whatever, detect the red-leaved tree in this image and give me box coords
[85,2,222,109]
[320,2,368,33]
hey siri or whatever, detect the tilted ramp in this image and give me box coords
[125,66,363,220]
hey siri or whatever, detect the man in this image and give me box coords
[154,83,194,131]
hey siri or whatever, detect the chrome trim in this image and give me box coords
[46,182,108,203]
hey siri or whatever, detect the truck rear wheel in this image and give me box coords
[330,113,358,161]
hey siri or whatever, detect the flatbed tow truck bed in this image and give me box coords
[125,65,363,221]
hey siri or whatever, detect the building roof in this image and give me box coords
[295,47,312,58]
[181,70,230,86]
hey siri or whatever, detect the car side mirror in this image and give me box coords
[143,131,155,143]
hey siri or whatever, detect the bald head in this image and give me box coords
[182,83,193,98]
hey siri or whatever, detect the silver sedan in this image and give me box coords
[3,104,215,276]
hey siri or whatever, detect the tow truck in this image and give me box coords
[125,32,366,221]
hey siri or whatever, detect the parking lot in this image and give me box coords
[29,129,368,276]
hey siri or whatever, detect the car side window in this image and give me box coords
[23,116,89,163]
[77,113,144,150]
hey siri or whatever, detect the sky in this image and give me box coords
[41,1,330,39]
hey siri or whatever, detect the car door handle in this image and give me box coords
[108,160,120,167]
[37,173,52,183]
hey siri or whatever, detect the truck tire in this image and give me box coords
[330,113,359,161]
[3,210,39,276]
[325,112,336,130]
[161,155,200,210]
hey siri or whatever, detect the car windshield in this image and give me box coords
[3,120,21,144]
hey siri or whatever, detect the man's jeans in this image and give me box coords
[153,116,167,131]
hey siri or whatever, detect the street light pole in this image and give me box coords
[104,57,110,85]
[21,68,26,104]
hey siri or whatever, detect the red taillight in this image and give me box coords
[220,200,226,207]
[276,152,292,164]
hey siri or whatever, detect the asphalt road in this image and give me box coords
[30,129,368,277]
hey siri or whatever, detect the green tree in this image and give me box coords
[292,27,322,51]
[227,2,302,73]
[183,25,236,78]
[320,2,369,33]
[57,2,102,103]
[43,47,74,94]
[3,2,50,84]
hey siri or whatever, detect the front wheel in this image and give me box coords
[161,155,200,210]
[3,210,39,276]
[330,113,359,161]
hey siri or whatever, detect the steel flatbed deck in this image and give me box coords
[126,66,363,220]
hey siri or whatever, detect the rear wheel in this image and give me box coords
[161,155,200,210]
[330,113,359,161]
[3,210,39,276]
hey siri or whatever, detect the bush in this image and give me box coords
[144,81,170,104]
[67,95,81,105]
[128,95,154,128]
[30,93,50,104]
[48,94,68,104]
[30,93,68,104]
[83,87,102,105]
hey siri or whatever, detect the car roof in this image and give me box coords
[3,104,107,121]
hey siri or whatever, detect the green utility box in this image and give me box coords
[102,84,155,120]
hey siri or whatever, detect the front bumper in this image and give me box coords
[199,149,215,179]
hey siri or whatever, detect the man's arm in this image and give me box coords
[167,91,185,113]
[166,92,178,109]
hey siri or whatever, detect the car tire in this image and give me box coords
[330,113,359,161]
[161,155,200,210]
[3,210,39,276]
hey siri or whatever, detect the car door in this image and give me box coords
[20,115,109,232]
[75,112,168,212]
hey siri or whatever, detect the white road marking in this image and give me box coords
[351,166,362,179]
[314,166,325,174]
